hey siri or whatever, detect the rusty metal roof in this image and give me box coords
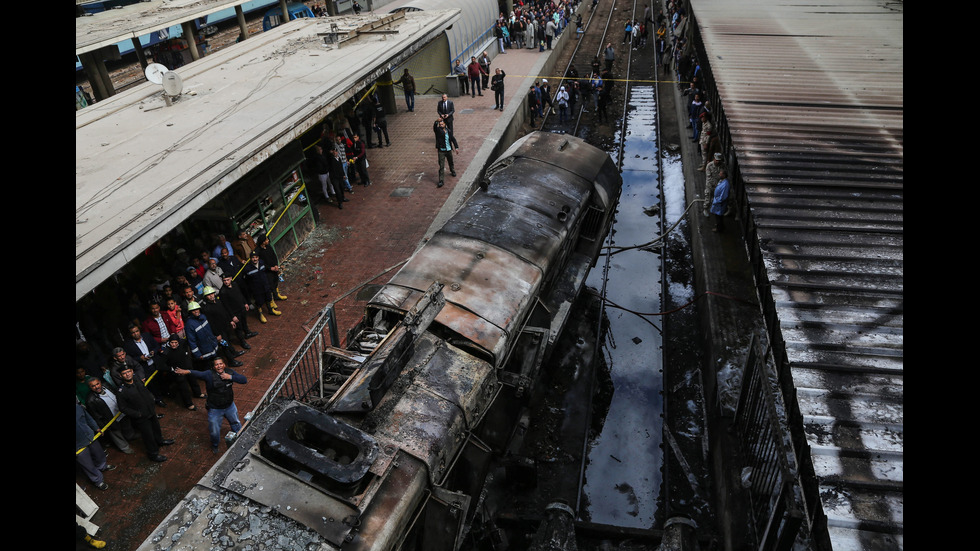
[692,0,903,547]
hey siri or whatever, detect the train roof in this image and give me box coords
[373,133,618,363]
[691,0,903,547]
[75,10,460,301]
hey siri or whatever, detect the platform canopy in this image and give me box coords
[77,0,267,56]
[76,10,460,301]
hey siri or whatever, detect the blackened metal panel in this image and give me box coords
[387,232,543,348]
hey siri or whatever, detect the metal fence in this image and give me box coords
[732,335,805,551]
[239,304,341,430]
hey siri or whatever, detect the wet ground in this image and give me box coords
[578,83,664,529]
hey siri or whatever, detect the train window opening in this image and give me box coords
[427,323,495,366]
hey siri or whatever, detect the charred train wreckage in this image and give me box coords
[143,133,622,551]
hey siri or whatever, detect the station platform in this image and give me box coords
[76,39,569,551]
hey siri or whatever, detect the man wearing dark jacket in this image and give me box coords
[122,324,162,382]
[85,376,136,454]
[309,143,334,203]
[161,334,204,409]
[107,347,145,389]
[219,273,258,347]
[176,357,247,452]
[433,119,457,188]
[201,286,245,358]
[185,301,243,370]
[256,234,286,302]
[116,364,174,462]
[328,146,349,209]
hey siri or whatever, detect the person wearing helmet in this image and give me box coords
[201,286,246,359]
[185,300,243,371]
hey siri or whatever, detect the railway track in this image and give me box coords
[476,0,672,547]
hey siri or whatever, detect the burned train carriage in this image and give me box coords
[142,133,621,551]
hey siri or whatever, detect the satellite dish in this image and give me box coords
[144,63,169,85]
[162,71,184,97]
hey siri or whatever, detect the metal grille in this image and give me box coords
[733,335,805,551]
[241,304,341,430]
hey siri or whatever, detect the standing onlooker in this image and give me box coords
[256,234,287,302]
[604,42,615,71]
[328,146,349,209]
[360,100,375,148]
[309,143,334,203]
[161,334,205,409]
[232,229,257,265]
[710,171,731,233]
[244,251,280,323]
[350,134,371,187]
[334,133,353,194]
[556,85,570,123]
[495,22,507,53]
[85,376,137,454]
[433,119,457,188]
[142,302,171,346]
[201,286,245,358]
[479,51,492,91]
[394,68,416,112]
[218,272,259,347]
[371,95,391,148]
[698,112,714,170]
[453,59,469,96]
[175,357,248,453]
[467,56,484,98]
[438,93,456,132]
[76,403,116,490]
[116,364,174,462]
[540,79,555,115]
[202,257,224,291]
[527,85,540,127]
[491,68,506,111]
[703,153,727,218]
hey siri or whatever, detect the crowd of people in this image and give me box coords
[491,0,581,54]
[658,0,731,230]
[75,226,288,492]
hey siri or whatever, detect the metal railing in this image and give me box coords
[239,303,341,430]
[732,335,806,551]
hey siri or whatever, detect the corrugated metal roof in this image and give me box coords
[691,0,903,547]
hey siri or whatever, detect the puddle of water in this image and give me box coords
[580,87,664,528]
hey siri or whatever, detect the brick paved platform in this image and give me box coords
[77,37,572,551]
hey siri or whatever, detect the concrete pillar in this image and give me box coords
[131,37,149,72]
[235,6,249,42]
[182,21,201,62]
[79,51,114,102]
[377,70,396,114]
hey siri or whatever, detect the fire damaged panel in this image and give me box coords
[388,233,542,349]
[260,403,379,489]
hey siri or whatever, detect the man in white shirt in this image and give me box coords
[85,377,136,454]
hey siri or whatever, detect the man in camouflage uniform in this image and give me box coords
[703,152,726,217]
[697,112,714,170]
